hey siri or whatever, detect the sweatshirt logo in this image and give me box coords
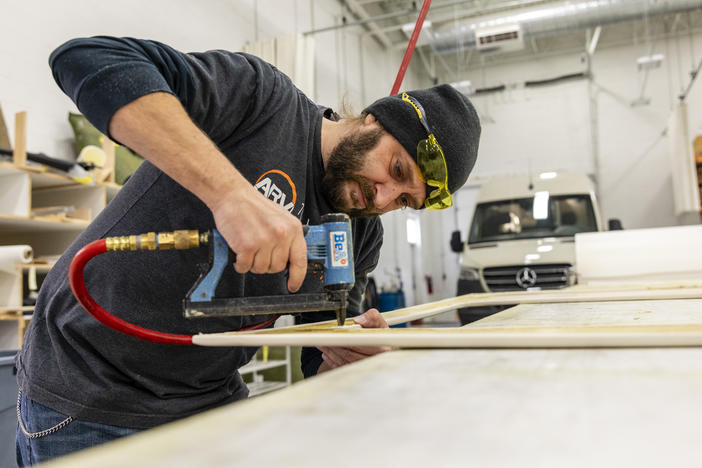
[255,170,303,217]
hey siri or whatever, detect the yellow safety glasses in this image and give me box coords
[401,93,452,210]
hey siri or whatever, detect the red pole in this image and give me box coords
[390,0,432,95]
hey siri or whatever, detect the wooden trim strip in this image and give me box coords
[250,282,702,333]
[188,282,702,348]
[193,325,702,348]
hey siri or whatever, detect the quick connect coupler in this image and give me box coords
[105,230,209,251]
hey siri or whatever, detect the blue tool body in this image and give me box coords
[304,219,354,290]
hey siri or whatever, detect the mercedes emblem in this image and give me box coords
[516,267,537,289]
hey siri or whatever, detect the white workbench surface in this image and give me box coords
[45,299,702,468]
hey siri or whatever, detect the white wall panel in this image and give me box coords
[0,0,254,162]
[469,81,593,178]
[576,225,702,284]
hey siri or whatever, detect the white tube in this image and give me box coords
[0,245,33,273]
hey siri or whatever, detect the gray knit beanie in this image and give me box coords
[363,84,481,202]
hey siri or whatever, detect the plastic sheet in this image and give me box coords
[576,225,702,284]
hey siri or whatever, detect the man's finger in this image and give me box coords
[287,229,307,293]
[232,248,254,274]
[268,243,289,273]
[344,345,393,356]
[250,246,273,274]
[354,308,389,329]
[321,346,368,364]
[321,349,345,368]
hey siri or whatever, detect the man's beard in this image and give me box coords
[322,126,385,217]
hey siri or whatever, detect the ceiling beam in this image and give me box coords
[342,0,394,48]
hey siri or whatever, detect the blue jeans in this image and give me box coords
[16,390,141,466]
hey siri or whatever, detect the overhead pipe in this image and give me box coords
[303,0,548,38]
[431,0,702,55]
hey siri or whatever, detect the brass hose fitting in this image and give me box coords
[105,230,206,251]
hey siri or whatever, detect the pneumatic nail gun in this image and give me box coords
[183,213,355,326]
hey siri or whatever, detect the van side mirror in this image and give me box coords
[608,218,623,230]
[450,230,465,253]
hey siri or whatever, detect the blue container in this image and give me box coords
[378,291,405,312]
[378,292,407,328]
[0,350,17,468]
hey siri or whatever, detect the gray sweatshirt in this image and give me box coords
[16,37,383,428]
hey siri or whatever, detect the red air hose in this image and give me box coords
[69,239,277,345]
[390,0,432,95]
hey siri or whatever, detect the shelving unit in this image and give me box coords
[0,163,119,348]
[0,162,119,255]
[239,317,295,396]
[239,346,292,397]
[0,110,120,349]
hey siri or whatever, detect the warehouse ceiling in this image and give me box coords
[340,0,702,81]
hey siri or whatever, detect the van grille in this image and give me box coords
[482,264,572,292]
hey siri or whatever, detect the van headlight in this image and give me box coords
[459,267,480,281]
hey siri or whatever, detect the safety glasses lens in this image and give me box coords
[417,137,452,210]
[426,187,452,209]
[417,141,445,177]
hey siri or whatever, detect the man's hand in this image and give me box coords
[317,308,392,373]
[209,186,307,292]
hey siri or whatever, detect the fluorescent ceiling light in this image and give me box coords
[637,54,664,70]
[539,172,557,179]
[406,215,422,246]
[533,191,549,220]
[450,80,473,95]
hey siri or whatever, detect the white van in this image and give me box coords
[450,172,619,324]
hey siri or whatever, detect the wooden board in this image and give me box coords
[280,280,702,330]
[100,136,115,183]
[43,346,702,468]
[194,321,702,348]
[0,104,10,150]
[189,281,702,348]
[13,111,26,167]
[471,299,702,329]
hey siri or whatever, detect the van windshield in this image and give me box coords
[469,194,598,244]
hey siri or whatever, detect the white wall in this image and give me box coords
[1,0,252,160]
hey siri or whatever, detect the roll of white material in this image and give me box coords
[0,245,33,273]
[575,225,702,284]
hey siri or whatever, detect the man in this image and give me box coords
[15,36,480,465]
